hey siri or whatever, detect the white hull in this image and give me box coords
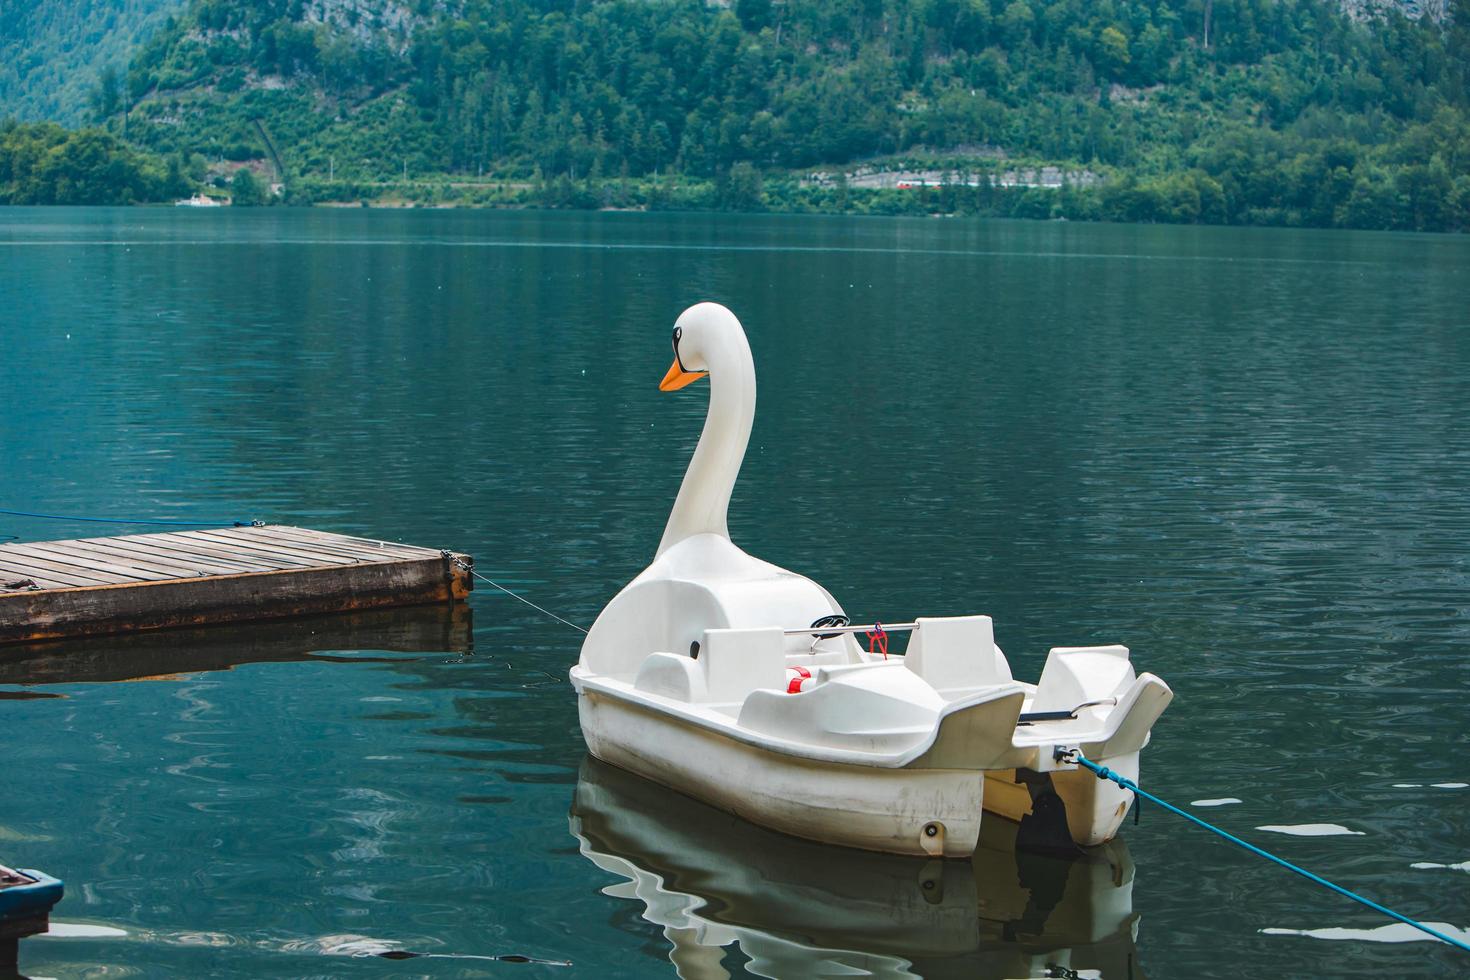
[581,686,1142,855]
[579,687,983,857]
[574,615,1170,856]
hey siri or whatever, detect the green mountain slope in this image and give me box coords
[0,0,188,124]
[54,1,1470,227]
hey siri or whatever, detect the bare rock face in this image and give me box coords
[300,0,445,54]
[1339,0,1450,24]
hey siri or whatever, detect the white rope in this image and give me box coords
[449,555,588,634]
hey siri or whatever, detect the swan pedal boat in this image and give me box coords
[571,303,1173,858]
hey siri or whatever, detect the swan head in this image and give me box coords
[652,302,756,556]
[659,302,746,391]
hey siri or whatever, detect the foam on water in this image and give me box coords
[1411,861,1470,872]
[0,823,53,842]
[1256,824,1365,837]
[1262,922,1470,945]
[1191,798,1242,807]
[43,922,129,938]
[285,934,403,957]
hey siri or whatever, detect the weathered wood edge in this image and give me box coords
[0,551,473,645]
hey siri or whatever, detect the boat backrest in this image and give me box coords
[903,615,1012,692]
[701,626,786,703]
[579,578,729,679]
[1030,644,1134,714]
[633,651,709,702]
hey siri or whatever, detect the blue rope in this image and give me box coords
[0,507,260,528]
[1072,752,1470,953]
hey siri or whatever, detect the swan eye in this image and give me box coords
[672,326,687,369]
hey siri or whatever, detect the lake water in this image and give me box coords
[1,207,1467,978]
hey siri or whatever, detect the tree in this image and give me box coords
[164,153,192,198]
[1339,170,1397,230]
[0,126,163,205]
[735,0,771,33]
[91,65,122,123]
[1096,27,1131,82]
[230,167,264,206]
[1001,1,1035,45]
[720,162,763,210]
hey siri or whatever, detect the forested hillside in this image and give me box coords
[15,0,1470,229]
[0,0,187,124]
[0,120,188,204]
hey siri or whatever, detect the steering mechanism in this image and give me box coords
[809,614,850,641]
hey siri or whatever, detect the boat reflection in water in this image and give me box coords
[570,757,1141,980]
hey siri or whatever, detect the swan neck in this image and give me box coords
[657,337,755,556]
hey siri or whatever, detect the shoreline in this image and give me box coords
[19,194,1469,237]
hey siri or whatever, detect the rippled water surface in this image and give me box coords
[2,208,1468,978]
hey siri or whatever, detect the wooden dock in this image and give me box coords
[0,525,472,645]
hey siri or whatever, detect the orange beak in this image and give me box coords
[659,359,708,391]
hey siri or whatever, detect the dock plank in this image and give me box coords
[239,528,383,560]
[12,539,225,580]
[205,525,436,562]
[170,530,365,567]
[262,526,442,559]
[0,545,140,585]
[327,531,446,555]
[132,532,320,570]
[3,542,178,582]
[0,525,472,644]
[160,531,361,570]
[70,536,281,575]
[0,564,89,591]
[245,526,434,561]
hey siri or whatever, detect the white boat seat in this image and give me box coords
[738,661,940,752]
[903,615,1012,693]
[700,626,786,703]
[633,652,707,702]
[1031,644,1134,714]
